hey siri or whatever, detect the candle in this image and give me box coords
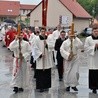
[17,23,21,35]
[71,22,74,35]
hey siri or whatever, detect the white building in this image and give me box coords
[29,0,92,33]
[20,4,36,21]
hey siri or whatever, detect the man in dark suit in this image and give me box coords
[55,30,67,81]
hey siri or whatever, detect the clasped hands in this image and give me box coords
[39,54,45,58]
[68,51,74,61]
[95,43,98,48]
[15,35,22,42]
[19,52,23,59]
[95,43,98,51]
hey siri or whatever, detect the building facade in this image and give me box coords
[29,0,92,33]
[0,1,36,25]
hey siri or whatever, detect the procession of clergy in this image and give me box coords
[0,23,98,94]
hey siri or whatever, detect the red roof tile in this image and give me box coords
[59,0,92,18]
[28,0,92,19]
[0,1,20,16]
[20,4,36,10]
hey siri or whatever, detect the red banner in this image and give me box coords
[42,0,48,27]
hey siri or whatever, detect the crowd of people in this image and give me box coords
[0,23,98,94]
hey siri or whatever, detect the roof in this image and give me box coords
[20,4,36,10]
[28,0,92,19]
[0,1,20,16]
[0,1,36,17]
[59,0,92,18]
[27,2,41,16]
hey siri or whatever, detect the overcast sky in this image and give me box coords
[20,0,42,4]
[4,0,41,4]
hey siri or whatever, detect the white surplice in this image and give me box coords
[84,36,98,69]
[33,36,54,69]
[29,34,38,62]
[9,40,31,88]
[60,37,83,87]
[52,30,61,65]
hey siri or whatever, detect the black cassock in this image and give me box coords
[35,35,51,90]
[55,37,66,80]
[36,68,51,89]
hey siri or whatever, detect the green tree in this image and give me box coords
[25,18,30,27]
[77,0,98,17]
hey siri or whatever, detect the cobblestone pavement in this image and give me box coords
[0,41,98,98]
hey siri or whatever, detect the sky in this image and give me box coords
[20,0,42,4]
[4,0,42,4]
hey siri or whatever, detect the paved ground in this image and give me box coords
[0,41,98,98]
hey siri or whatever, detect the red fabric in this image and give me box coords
[27,31,32,38]
[42,0,48,26]
[5,31,10,47]
[5,29,17,47]
[23,32,28,39]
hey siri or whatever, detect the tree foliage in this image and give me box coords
[77,0,98,17]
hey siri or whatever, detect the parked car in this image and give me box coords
[81,27,92,37]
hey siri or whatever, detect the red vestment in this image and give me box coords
[5,29,17,47]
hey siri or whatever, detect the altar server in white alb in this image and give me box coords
[9,32,31,93]
[33,27,54,92]
[60,30,83,92]
[84,25,98,94]
[52,24,62,65]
